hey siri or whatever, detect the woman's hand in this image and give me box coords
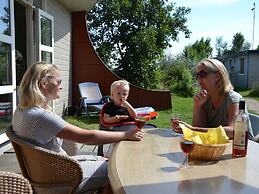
[125,128,144,141]
[171,120,194,134]
[193,89,208,108]
[171,118,182,133]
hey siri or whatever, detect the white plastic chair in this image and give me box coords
[78,82,110,116]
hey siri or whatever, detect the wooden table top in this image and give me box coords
[108,128,259,194]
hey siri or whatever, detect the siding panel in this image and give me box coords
[46,0,72,116]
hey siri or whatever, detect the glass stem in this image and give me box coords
[186,154,189,166]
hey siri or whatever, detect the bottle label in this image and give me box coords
[233,121,247,150]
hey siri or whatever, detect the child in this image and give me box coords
[102,80,137,129]
[98,80,138,156]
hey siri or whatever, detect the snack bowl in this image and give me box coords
[189,141,230,161]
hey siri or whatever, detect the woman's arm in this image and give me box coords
[192,90,208,127]
[57,123,144,145]
[221,102,239,139]
[192,106,207,127]
[172,103,239,139]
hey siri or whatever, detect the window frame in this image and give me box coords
[0,0,16,147]
[37,8,54,63]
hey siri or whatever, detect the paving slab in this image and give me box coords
[245,97,259,115]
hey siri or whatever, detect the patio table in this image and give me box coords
[108,128,259,194]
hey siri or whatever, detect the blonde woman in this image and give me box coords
[172,58,255,140]
[12,61,144,194]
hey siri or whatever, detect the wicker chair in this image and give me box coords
[0,171,33,193]
[6,126,83,194]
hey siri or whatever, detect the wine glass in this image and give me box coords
[179,136,194,169]
[135,116,146,129]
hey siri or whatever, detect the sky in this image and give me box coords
[167,0,259,57]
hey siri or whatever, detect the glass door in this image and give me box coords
[0,0,16,144]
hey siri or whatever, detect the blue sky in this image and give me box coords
[167,0,258,56]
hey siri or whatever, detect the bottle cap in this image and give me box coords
[239,99,245,110]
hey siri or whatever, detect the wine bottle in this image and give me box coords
[232,99,248,158]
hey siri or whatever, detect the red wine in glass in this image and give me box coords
[135,118,146,129]
[180,141,194,154]
[179,139,194,169]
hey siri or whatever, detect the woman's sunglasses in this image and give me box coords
[196,70,217,79]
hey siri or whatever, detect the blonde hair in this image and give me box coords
[196,58,233,95]
[18,61,59,109]
[110,80,130,95]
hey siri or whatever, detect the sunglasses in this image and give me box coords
[195,70,217,79]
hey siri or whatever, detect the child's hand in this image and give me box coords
[121,100,131,108]
[116,115,129,121]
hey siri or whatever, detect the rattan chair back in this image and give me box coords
[0,171,33,193]
[6,126,83,194]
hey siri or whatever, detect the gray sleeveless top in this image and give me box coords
[202,90,254,138]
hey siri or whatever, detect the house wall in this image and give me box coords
[46,0,72,116]
[220,51,259,89]
[248,54,259,88]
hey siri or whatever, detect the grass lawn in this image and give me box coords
[150,95,193,128]
[65,95,193,129]
[238,89,259,101]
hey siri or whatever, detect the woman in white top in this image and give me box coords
[12,61,144,194]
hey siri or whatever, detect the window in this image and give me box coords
[37,9,54,63]
[0,0,15,142]
[0,42,12,86]
[239,58,244,74]
[229,58,232,66]
[0,0,11,36]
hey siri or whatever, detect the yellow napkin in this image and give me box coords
[179,123,229,145]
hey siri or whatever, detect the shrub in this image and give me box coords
[166,63,197,97]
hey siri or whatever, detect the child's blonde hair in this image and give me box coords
[110,80,130,95]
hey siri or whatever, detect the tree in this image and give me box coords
[215,36,228,57]
[230,32,251,52]
[183,37,213,65]
[87,0,191,88]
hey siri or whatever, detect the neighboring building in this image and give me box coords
[218,50,259,89]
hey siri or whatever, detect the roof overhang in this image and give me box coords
[58,0,97,12]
